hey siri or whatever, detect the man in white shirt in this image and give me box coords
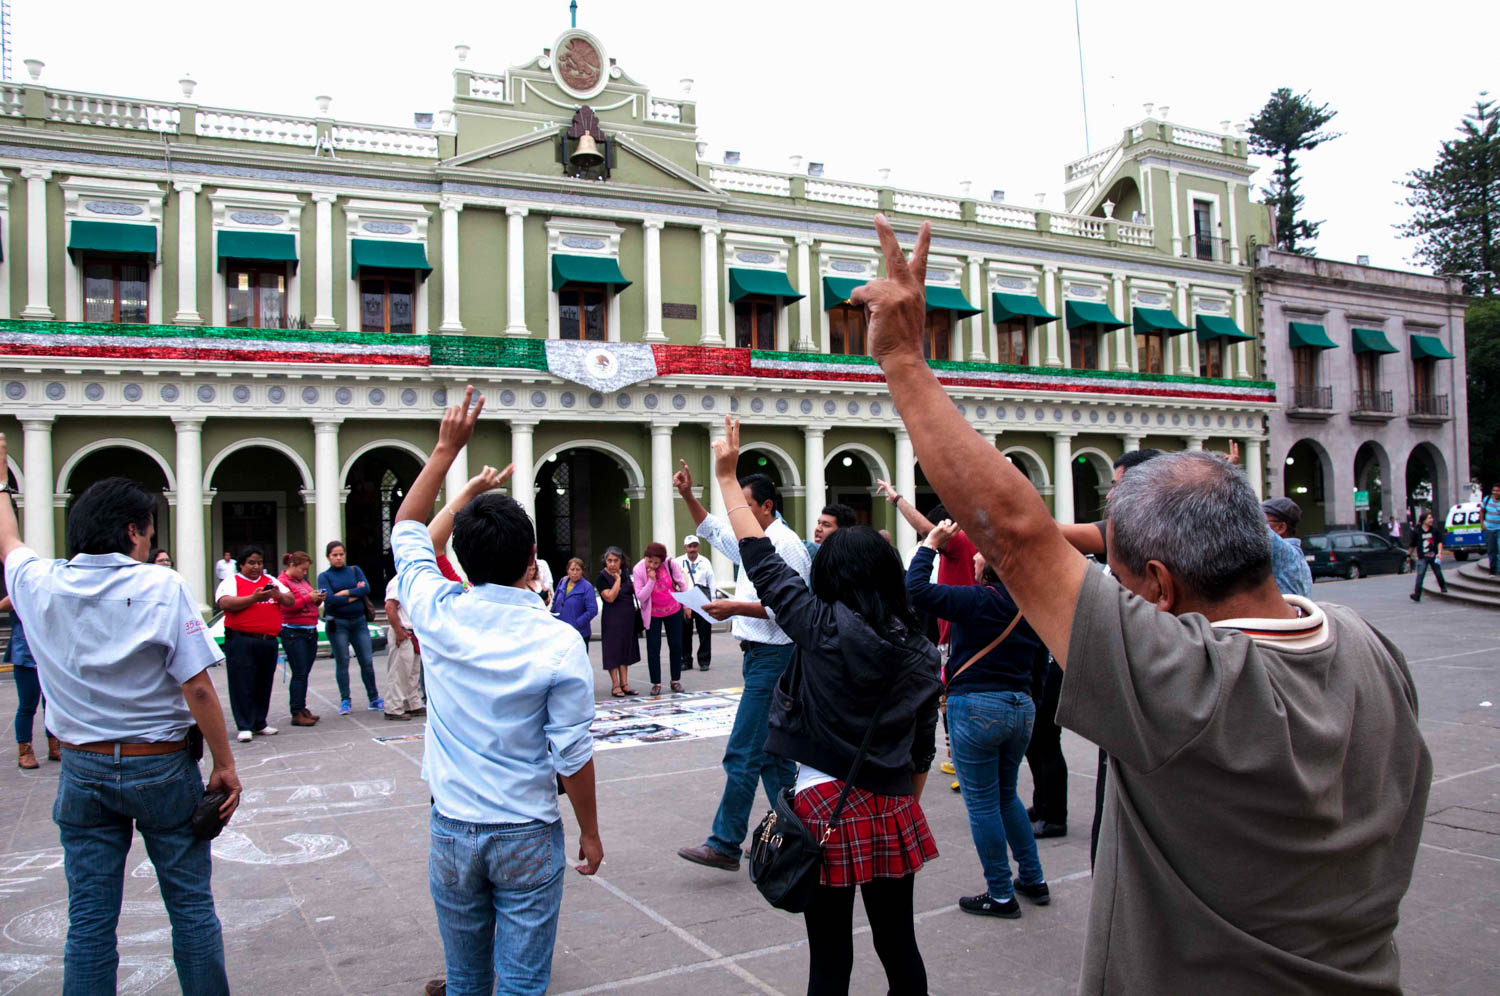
[672,460,811,872]
[213,550,236,584]
[0,450,240,996]
[390,388,601,996]
[676,534,716,671]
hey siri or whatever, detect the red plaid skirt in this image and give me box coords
[792,780,938,888]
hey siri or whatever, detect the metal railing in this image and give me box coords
[1352,389,1394,414]
[1186,233,1230,262]
[1290,384,1332,410]
[1410,393,1450,417]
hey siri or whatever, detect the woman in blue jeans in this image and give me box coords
[906,518,1049,918]
[317,540,382,715]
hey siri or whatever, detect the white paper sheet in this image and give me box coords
[671,586,718,622]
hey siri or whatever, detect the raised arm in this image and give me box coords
[852,217,1087,667]
[674,460,710,526]
[395,386,487,526]
[429,465,509,550]
[875,478,936,538]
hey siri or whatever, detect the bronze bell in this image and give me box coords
[570,133,604,168]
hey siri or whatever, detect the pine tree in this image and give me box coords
[1246,89,1341,255]
[1399,96,1499,297]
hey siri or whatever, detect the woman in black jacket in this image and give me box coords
[710,418,941,996]
[907,518,1049,920]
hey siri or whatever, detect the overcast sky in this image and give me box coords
[15,0,1497,272]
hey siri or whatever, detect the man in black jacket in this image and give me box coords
[1409,510,1449,601]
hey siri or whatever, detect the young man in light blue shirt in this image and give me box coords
[391,388,601,996]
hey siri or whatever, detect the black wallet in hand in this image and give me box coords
[192,791,230,841]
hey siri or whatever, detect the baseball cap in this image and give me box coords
[1261,497,1301,527]
[683,534,700,547]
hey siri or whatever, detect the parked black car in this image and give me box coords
[1303,530,1410,580]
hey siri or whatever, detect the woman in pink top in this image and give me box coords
[277,551,326,726]
[633,541,688,694]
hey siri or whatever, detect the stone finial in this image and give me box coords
[1102,199,1115,219]
[959,180,973,197]
[1219,119,1231,133]
[1034,192,1046,206]
[878,167,891,183]
[455,44,471,64]
[23,59,43,82]
[437,109,454,130]
[179,76,197,100]
[1158,104,1171,120]
[315,95,332,116]
[789,154,803,173]
[680,78,694,95]
[695,140,708,159]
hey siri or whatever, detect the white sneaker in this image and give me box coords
[236,730,252,742]
[255,726,278,736]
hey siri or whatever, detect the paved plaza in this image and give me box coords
[2,567,1498,995]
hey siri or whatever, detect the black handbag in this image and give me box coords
[748,682,895,913]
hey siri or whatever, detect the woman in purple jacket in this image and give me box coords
[551,557,599,645]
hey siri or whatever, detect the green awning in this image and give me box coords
[1064,300,1127,331]
[216,231,298,271]
[991,292,1058,324]
[1132,307,1193,335]
[1351,327,1399,354]
[67,221,156,259]
[351,238,432,278]
[924,285,981,318]
[550,253,632,291]
[1195,314,1253,343]
[1410,333,1454,360]
[728,267,803,302]
[1288,321,1337,350]
[822,276,867,310]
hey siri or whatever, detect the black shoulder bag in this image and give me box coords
[748,681,895,913]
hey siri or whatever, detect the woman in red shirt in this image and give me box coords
[215,546,294,742]
[277,551,326,728]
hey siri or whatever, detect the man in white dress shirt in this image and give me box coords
[676,534,716,671]
[213,550,236,584]
[672,461,811,872]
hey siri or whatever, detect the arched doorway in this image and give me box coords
[344,446,424,603]
[62,445,172,557]
[1071,450,1112,523]
[1353,441,1391,532]
[737,447,794,518]
[1405,443,1448,524]
[535,447,635,581]
[825,445,888,526]
[207,444,309,575]
[1283,439,1331,535]
[1003,447,1050,494]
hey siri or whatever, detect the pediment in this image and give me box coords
[443,130,721,196]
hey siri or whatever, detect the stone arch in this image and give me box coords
[532,439,645,490]
[1353,440,1393,526]
[1283,438,1335,534]
[203,438,313,494]
[1071,446,1115,479]
[5,456,22,496]
[825,442,891,486]
[1405,441,1450,519]
[739,441,803,489]
[340,439,431,486]
[1070,446,1114,524]
[56,438,177,495]
[1002,446,1052,490]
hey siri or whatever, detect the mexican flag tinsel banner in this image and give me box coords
[0,321,1274,404]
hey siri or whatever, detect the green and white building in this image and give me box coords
[0,29,1279,608]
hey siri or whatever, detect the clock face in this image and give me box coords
[555,35,602,96]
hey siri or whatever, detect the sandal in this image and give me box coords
[671,681,684,693]
[611,687,626,698]
[651,684,662,696]
[621,686,640,696]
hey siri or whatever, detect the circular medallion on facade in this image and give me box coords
[975,405,986,419]
[644,394,659,410]
[1070,409,1081,422]
[995,406,1006,419]
[1217,415,1227,427]
[1156,413,1166,425]
[336,387,353,405]
[268,386,286,404]
[123,383,142,402]
[1172,413,1182,426]
[1107,411,1117,423]
[1090,411,1100,423]
[397,388,416,406]
[1016,407,1026,420]
[551,30,608,99]
[589,392,604,409]
[1187,414,1197,427]
[957,404,967,417]
[617,392,632,408]
[702,396,716,410]
[671,394,687,410]
[1232,416,1241,429]
[824,400,837,415]
[301,386,319,404]
[161,384,181,402]
[531,391,547,408]
[368,388,384,406]
[85,383,104,401]
[800,400,813,414]
[45,382,65,401]
[1034,409,1045,421]
[1054,408,1065,421]
[433,389,447,406]
[197,385,216,403]
[848,401,860,415]
[776,399,789,414]
[499,389,516,406]
[4,382,23,400]
[560,392,576,409]
[1122,411,1133,424]
[751,398,765,413]
[234,385,252,403]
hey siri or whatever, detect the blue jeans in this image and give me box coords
[706,641,797,858]
[1414,556,1449,597]
[947,690,1044,900]
[326,615,379,704]
[280,626,317,713]
[428,808,565,996]
[53,748,227,996]
[1486,528,1499,574]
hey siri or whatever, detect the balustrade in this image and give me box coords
[467,75,506,101]
[805,179,879,208]
[196,108,318,146]
[331,124,439,157]
[47,90,179,131]
[707,166,791,196]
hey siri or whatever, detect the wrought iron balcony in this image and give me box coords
[1352,389,1394,415]
[1186,233,1231,262]
[1289,384,1333,411]
[1410,393,1450,418]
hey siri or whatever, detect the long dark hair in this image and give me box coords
[810,525,918,636]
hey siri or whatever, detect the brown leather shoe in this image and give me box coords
[424,981,446,996]
[18,743,39,769]
[384,711,411,721]
[46,735,61,761]
[677,844,740,871]
[290,709,318,727]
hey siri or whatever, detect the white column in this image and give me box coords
[1112,272,1131,371]
[1226,182,1241,266]
[967,256,986,361]
[1122,433,1143,453]
[649,421,675,546]
[311,192,338,330]
[1167,169,1182,257]
[172,416,207,609]
[1245,436,1264,500]
[172,180,203,325]
[439,197,464,332]
[505,206,530,336]
[804,425,826,539]
[643,219,666,342]
[1233,290,1249,379]
[707,419,732,585]
[1042,265,1062,367]
[1186,435,1206,452]
[20,417,54,556]
[795,236,814,351]
[1051,431,1075,524]
[1174,281,1193,376]
[442,427,469,559]
[509,417,537,520]
[699,225,722,345]
[312,419,342,568]
[20,168,53,319]
[894,428,917,552]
